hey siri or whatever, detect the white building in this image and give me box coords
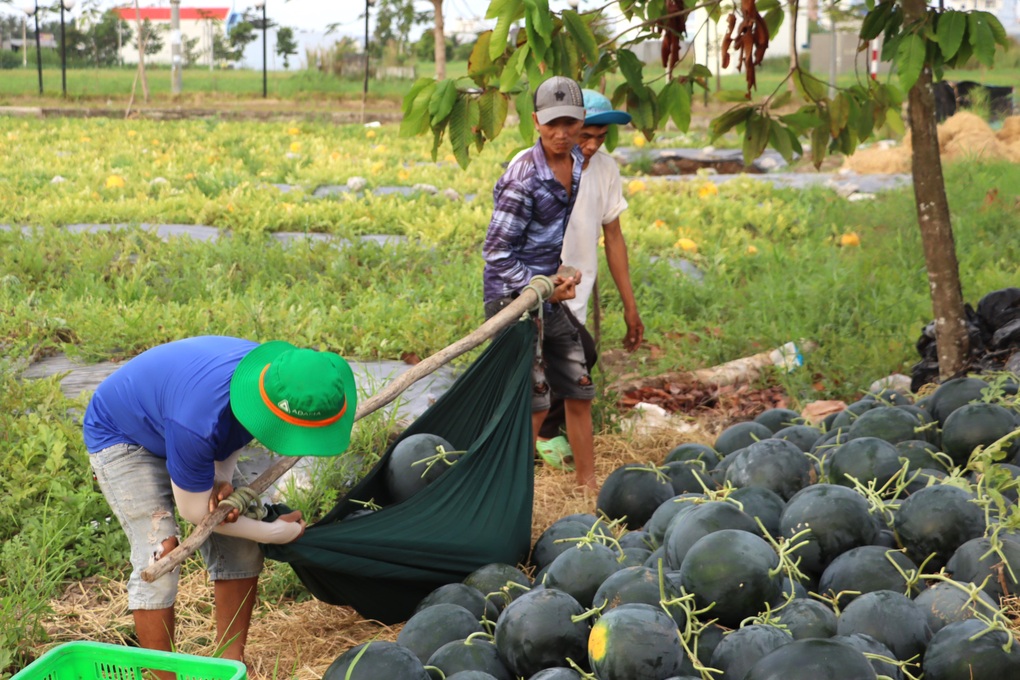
[113,5,229,67]
[943,0,1020,37]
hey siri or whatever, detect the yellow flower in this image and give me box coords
[747,244,759,255]
[287,126,301,135]
[675,238,698,253]
[375,144,388,154]
[127,130,137,137]
[289,141,302,153]
[370,160,385,175]
[627,179,646,196]
[698,183,719,199]
[5,132,17,140]
[840,232,861,247]
[227,203,235,213]
[365,130,377,139]
[80,136,92,142]
[397,169,411,181]
[151,139,161,146]
[104,175,126,189]
[184,172,196,180]
[444,153,457,164]
[330,151,342,161]
[632,134,647,148]
[653,219,667,229]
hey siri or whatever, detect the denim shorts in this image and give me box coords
[89,443,264,610]
[485,299,595,411]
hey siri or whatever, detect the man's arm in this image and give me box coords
[483,179,535,295]
[602,218,644,351]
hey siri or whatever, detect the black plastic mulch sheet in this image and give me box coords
[262,320,536,624]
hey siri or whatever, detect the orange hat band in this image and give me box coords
[259,364,347,428]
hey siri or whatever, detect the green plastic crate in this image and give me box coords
[12,641,247,680]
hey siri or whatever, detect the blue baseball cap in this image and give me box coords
[582,89,632,126]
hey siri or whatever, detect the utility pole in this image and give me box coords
[22,15,27,68]
[32,2,43,95]
[170,0,182,95]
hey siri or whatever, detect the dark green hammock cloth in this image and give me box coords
[262,320,536,624]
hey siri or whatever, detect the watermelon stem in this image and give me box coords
[565,657,597,678]
[410,445,466,479]
[349,497,382,512]
[882,547,923,595]
[919,572,1016,651]
[463,630,495,645]
[756,518,812,584]
[860,651,922,680]
[569,602,605,624]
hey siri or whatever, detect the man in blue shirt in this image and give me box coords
[84,336,356,663]
[482,75,598,490]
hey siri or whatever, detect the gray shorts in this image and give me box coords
[89,443,264,610]
[485,299,595,411]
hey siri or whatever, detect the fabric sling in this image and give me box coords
[262,320,536,623]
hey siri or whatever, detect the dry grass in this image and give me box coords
[41,428,718,679]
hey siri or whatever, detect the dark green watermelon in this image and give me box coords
[818,546,918,607]
[771,424,824,452]
[941,402,1018,467]
[446,672,500,680]
[618,530,655,551]
[664,442,722,466]
[544,542,623,608]
[678,529,782,628]
[835,589,932,661]
[493,588,589,678]
[926,377,992,426]
[809,427,849,456]
[386,433,459,503]
[755,408,804,433]
[398,603,483,664]
[415,583,499,621]
[592,565,686,627]
[428,637,514,680]
[645,494,702,547]
[323,640,430,680]
[827,436,903,490]
[727,486,786,538]
[830,634,902,679]
[665,501,759,569]
[463,563,532,614]
[587,603,685,680]
[846,406,921,445]
[945,536,1020,602]
[830,399,886,430]
[922,618,1020,679]
[893,484,985,570]
[779,484,879,577]
[663,460,715,495]
[913,580,1000,633]
[773,599,837,640]
[715,421,774,455]
[723,438,813,501]
[743,638,878,680]
[532,520,596,571]
[714,632,853,677]
[895,439,948,471]
[596,463,677,530]
[618,546,653,567]
[527,669,584,679]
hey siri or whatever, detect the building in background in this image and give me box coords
[113,5,228,66]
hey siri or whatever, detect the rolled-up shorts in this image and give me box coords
[485,298,595,411]
[89,443,264,611]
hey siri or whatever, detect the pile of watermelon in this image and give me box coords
[323,375,1020,680]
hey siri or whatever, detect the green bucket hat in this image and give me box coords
[229,342,357,457]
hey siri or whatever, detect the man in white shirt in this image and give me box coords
[537,89,645,479]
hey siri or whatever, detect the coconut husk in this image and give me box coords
[844,112,1020,174]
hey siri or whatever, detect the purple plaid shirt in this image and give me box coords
[482,139,584,304]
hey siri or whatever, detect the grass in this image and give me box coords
[1,103,1019,673]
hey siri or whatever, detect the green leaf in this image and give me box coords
[401,77,435,116]
[515,89,535,146]
[524,0,553,64]
[983,12,1009,47]
[479,90,510,139]
[757,0,782,11]
[811,124,828,169]
[604,123,619,152]
[764,8,785,40]
[469,32,496,82]
[896,33,925,93]
[860,2,893,42]
[885,107,905,136]
[562,10,599,64]
[689,64,713,81]
[936,11,967,60]
[486,0,522,20]
[399,81,436,137]
[946,39,973,69]
[491,11,514,61]
[626,87,658,138]
[499,45,529,93]
[793,69,827,102]
[710,105,753,140]
[769,90,792,110]
[780,107,823,131]
[743,114,771,166]
[769,123,794,163]
[617,50,646,91]
[673,81,692,132]
[830,93,850,139]
[716,89,752,103]
[968,12,995,67]
[854,98,876,140]
[429,79,459,127]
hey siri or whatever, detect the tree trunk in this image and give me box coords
[432,0,446,81]
[788,0,798,94]
[902,0,969,380]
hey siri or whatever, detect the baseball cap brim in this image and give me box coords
[585,110,632,126]
[229,341,358,457]
[536,105,586,125]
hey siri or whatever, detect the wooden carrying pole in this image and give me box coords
[141,277,554,583]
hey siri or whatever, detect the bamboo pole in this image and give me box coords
[141,276,554,583]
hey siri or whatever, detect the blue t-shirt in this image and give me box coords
[83,336,258,492]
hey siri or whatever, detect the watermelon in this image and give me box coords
[397,603,483,664]
[727,486,786,538]
[679,529,783,628]
[715,421,774,455]
[323,641,430,680]
[773,598,837,640]
[830,399,885,430]
[926,377,993,426]
[662,460,715,495]
[817,546,918,607]
[544,543,623,608]
[913,580,1000,633]
[941,402,1018,467]
[464,563,532,614]
[893,484,985,570]
[665,501,759,569]
[755,408,804,433]
[528,669,584,680]
[779,484,879,577]
[664,442,722,466]
[708,624,795,680]
[428,638,514,680]
[588,603,686,680]
[945,536,1020,603]
[493,588,589,678]
[922,618,1020,679]
[846,406,921,445]
[771,424,824,452]
[415,583,499,622]
[831,634,903,679]
[596,463,677,530]
[723,438,813,501]
[744,638,877,680]
[592,566,686,627]
[826,436,903,490]
[532,520,598,572]
[618,530,655,551]
[895,439,948,472]
[386,433,459,503]
[835,589,932,661]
